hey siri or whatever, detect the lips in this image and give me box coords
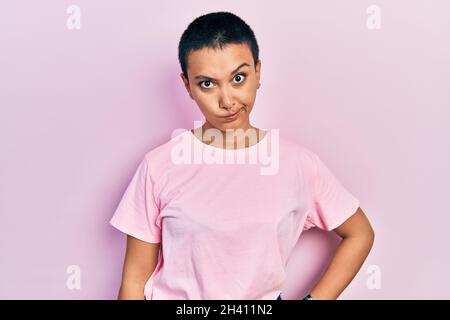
[220,108,242,118]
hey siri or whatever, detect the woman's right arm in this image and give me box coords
[117,235,161,299]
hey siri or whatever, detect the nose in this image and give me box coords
[219,86,235,110]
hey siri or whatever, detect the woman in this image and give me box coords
[110,11,375,300]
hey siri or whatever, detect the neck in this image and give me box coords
[192,122,265,150]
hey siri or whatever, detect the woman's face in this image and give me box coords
[180,43,261,133]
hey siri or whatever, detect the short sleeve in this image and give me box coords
[109,156,162,243]
[302,151,360,232]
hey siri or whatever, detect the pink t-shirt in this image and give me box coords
[109,128,360,300]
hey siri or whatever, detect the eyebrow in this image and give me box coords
[194,62,251,81]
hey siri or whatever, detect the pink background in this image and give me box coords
[1,0,449,299]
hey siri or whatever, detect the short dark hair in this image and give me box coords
[178,11,259,80]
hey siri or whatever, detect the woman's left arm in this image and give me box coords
[309,207,375,300]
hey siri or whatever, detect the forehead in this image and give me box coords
[187,43,253,77]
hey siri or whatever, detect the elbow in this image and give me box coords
[369,223,375,241]
[365,226,375,250]
[353,225,375,249]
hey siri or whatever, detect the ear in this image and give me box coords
[255,59,261,86]
[180,73,194,100]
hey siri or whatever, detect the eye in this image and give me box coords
[233,73,246,84]
[199,80,214,89]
